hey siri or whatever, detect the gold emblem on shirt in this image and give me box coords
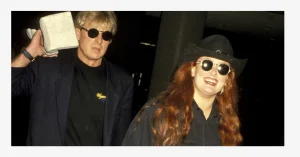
[96,93,106,99]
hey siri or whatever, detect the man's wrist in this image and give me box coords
[25,46,39,57]
[21,47,35,62]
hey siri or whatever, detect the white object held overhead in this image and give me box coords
[39,11,78,54]
[26,28,59,55]
[26,12,78,55]
[26,28,36,39]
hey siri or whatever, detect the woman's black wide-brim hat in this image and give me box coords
[181,34,248,77]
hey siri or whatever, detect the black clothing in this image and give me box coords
[64,56,107,146]
[122,100,221,146]
[12,48,134,146]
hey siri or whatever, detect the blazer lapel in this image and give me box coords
[103,60,120,145]
[55,51,76,143]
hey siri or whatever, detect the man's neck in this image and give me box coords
[77,52,102,67]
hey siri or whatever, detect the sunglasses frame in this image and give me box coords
[80,27,113,41]
[196,59,231,75]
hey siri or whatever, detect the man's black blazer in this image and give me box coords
[12,48,134,146]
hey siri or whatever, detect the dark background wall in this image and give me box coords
[11,11,284,146]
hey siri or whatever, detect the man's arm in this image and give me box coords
[12,30,57,96]
[12,30,50,68]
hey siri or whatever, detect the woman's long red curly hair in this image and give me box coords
[136,61,242,146]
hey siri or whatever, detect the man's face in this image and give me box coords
[76,22,112,65]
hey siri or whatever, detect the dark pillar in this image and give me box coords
[148,11,207,98]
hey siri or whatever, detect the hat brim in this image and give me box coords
[181,44,247,77]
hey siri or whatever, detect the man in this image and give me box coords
[11,11,134,146]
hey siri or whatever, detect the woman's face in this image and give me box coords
[191,56,231,97]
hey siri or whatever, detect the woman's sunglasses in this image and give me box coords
[196,59,231,75]
[80,27,113,41]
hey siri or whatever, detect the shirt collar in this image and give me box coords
[192,99,220,117]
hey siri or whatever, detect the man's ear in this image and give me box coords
[75,27,81,40]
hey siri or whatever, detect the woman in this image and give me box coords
[122,34,247,146]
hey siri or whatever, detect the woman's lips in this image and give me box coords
[204,77,218,86]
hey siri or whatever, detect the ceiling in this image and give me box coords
[145,11,284,41]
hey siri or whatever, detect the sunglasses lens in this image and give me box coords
[201,60,213,71]
[88,28,99,38]
[102,31,113,41]
[218,64,230,75]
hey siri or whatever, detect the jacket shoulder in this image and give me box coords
[105,60,133,81]
[34,48,76,66]
[122,100,160,146]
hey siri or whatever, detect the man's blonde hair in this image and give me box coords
[74,11,117,36]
